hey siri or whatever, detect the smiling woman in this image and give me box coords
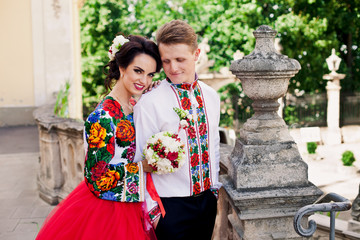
[36,34,162,240]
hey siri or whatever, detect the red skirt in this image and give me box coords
[36,181,156,240]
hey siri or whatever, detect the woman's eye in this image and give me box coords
[134,69,141,73]
[149,73,155,78]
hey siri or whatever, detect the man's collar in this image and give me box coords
[167,73,198,90]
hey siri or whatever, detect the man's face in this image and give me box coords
[159,43,200,84]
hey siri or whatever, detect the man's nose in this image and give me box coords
[170,62,178,72]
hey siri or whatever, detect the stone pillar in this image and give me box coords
[222,25,323,239]
[31,0,83,119]
[323,49,345,145]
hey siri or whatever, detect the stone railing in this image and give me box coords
[33,105,85,204]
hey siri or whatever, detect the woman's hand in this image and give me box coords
[143,80,161,94]
[141,159,153,173]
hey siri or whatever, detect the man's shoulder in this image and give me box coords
[198,81,219,99]
[136,80,171,106]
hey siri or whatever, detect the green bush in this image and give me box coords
[307,142,317,154]
[54,81,70,118]
[341,151,356,166]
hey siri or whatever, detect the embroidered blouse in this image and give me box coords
[134,77,221,223]
[84,96,145,202]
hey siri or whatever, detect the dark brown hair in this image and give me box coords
[104,35,162,93]
[156,20,198,51]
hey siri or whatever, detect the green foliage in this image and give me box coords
[54,81,70,118]
[291,0,360,92]
[341,150,356,166]
[283,93,327,127]
[79,0,360,122]
[283,105,300,127]
[80,0,132,117]
[217,82,253,128]
[307,142,317,154]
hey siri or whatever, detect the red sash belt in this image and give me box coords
[146,173,166,217]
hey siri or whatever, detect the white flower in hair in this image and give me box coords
[108,35,130,60]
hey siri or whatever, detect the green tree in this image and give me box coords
[79,0,359,121]
[80,0,132,116]
[292,0,360,92]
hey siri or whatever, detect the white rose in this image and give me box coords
[113,35,129,49]
[180,119,188,128]
[145,149,156,164]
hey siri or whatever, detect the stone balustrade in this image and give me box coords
[214,25,323,239]
[34,105,85,204]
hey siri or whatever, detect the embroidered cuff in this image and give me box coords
[149,205,161,224]
[123,162,144,202]
[210,188,219,200]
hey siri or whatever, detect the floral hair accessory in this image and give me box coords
[108,35,129,61]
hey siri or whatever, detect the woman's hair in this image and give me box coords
[104,35,162,93]
[156,20,198,52]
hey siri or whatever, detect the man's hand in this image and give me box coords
[141,159,153,173]
[153,217,160,229]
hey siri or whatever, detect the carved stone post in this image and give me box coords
[323,49,345,145]
[222,25,323,239]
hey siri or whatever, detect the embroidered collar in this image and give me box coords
[167,73,198,90]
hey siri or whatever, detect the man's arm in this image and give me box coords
[134,99,162,224]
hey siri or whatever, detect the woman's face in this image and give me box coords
[119,53,157,96]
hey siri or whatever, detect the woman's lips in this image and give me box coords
[134,83,145,91]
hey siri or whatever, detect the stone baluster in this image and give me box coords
[221,25,323,239]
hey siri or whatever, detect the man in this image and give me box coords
[134,20,221,240]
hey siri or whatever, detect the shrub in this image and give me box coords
[54,81,70,118]
[341,151,356,166]
[307,142,317,154]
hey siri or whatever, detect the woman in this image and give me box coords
[36,35,162,240]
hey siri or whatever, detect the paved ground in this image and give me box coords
[0,126,54,240]
[0,125,359,239]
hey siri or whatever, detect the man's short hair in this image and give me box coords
[156,20,198,52]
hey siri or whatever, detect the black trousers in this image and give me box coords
[155,189,217,240]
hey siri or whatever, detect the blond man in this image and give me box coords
[134,20,221,240]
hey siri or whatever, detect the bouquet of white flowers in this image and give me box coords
[144,131,186,174]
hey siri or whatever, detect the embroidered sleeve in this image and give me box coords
[210,188,219,200]
[148,205,161,224]
[84,107,144,202]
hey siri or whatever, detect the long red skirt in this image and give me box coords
[36,181,156,240]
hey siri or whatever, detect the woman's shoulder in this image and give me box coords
[86,96,125,123]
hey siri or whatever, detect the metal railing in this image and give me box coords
[293,193,352,239]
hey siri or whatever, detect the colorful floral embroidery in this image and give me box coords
[88,122,107,148]
[84,96,143,202]
[169,79,212,195]
[181,97,191,110]
[103,98,123,119]
[96,169,121,191]
[116,120,135,143]
[211,188,219,199]
[149,206,161,223]
[126,163,139,174]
